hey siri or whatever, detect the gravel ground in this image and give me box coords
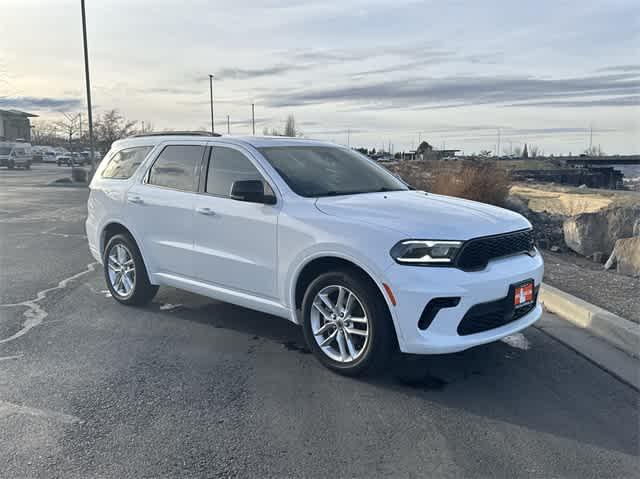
[542,251,639,323]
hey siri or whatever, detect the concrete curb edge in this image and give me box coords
[539,283,639,358]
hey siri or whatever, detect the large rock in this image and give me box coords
[611,237,640,277]
[563,206,640,256]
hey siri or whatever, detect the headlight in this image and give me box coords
[390,240,463,265]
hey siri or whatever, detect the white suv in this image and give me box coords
[86,133,543,375]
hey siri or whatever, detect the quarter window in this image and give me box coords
[148,145,203,191]
[206,147,265,197]
[102,146,152,179]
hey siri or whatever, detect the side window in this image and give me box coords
[147,145,203,191]
[206,146,264,197]
[102,146,152,179]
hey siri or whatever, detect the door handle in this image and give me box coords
[196,207,216,216]
[127,195,144,204]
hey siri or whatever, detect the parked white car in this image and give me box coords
[86,133,543,375]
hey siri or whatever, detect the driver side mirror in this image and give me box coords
[230,180,276,205]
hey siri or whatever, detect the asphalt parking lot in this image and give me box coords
[1,164,638,478]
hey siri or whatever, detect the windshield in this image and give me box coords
[258,146,408,197]
[0,147,12,155]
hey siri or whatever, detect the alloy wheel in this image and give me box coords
[310,285,370,363]
[107,243,136,298]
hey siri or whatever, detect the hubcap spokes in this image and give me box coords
[107,244,136,297]
[311,285,369,363]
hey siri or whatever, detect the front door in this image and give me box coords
[192,145,279,299]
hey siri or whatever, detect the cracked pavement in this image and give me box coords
[0,165,638,478]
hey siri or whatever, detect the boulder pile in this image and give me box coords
[508,184,640,277]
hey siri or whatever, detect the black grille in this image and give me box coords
[457,284,539,336]
[455,229,534,271]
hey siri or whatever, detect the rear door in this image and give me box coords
[192,144,279,299]
[127,142,205,278]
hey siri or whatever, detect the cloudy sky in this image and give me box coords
[1,0,638,154]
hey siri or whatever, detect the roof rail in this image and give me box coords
[129,131,222,138]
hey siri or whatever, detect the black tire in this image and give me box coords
[24,162,31,170]
[57,161,61,167]
[103,233,158,306]
[7,160,14,170]
[301,269,395,376]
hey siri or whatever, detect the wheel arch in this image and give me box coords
[101,221,155,282]
[290,254,401,343]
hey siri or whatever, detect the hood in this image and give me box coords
[315,190,530,239]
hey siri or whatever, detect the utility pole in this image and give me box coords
[589,123,593,152]
[251,103,255,135]
[80,0,95,170]
[347,129,350,147]
[209,74,215,134]
[497,129,501,157]
[78,113,82,142]
[227,115,230,134]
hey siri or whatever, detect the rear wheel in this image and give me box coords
[7,160,14,170]
[104,234,158,306]
[301,269,395,376]
[24,161,31,170]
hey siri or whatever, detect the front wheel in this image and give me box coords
[7,160,14,170]
[104,234,158,306]
[301,269,395,376]
[24,162,31,170]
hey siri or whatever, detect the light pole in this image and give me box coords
[251,103,255,135]
[80,0,95,170]
[209,74,215,134]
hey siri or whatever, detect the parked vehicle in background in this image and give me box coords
[0,141,32,169]
[56,155,73,166]
[86,133,544,376]
[42,151,57,163]
[57,153,90,166]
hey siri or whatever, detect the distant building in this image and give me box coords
[404,141,460,160]
[0,109,38,141]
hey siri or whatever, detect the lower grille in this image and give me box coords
[457,285,539,336]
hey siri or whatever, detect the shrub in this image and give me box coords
[430,161,510,206]
[385,159,510,207]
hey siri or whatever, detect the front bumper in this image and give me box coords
[384,251,544,354]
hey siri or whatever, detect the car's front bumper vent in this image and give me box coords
[457,285,539,336]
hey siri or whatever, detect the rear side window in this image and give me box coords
[147,145,203,191]
[206,146,263,197]
[102,146,152,179]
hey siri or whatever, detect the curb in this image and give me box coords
[539,283,639,358]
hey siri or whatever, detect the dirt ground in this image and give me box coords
[542,251,639,323]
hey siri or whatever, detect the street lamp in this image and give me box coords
[209,74,215,134]
[80,0,95,171]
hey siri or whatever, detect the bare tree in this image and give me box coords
[529,144,540,157]
[31,120,63,146]
[56,113,81,148]
[284,114,296,137]
[512,145,523,157]
[479,149,492,158]
[94,109,137,152]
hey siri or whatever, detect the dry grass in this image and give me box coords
[385,159,511,206]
